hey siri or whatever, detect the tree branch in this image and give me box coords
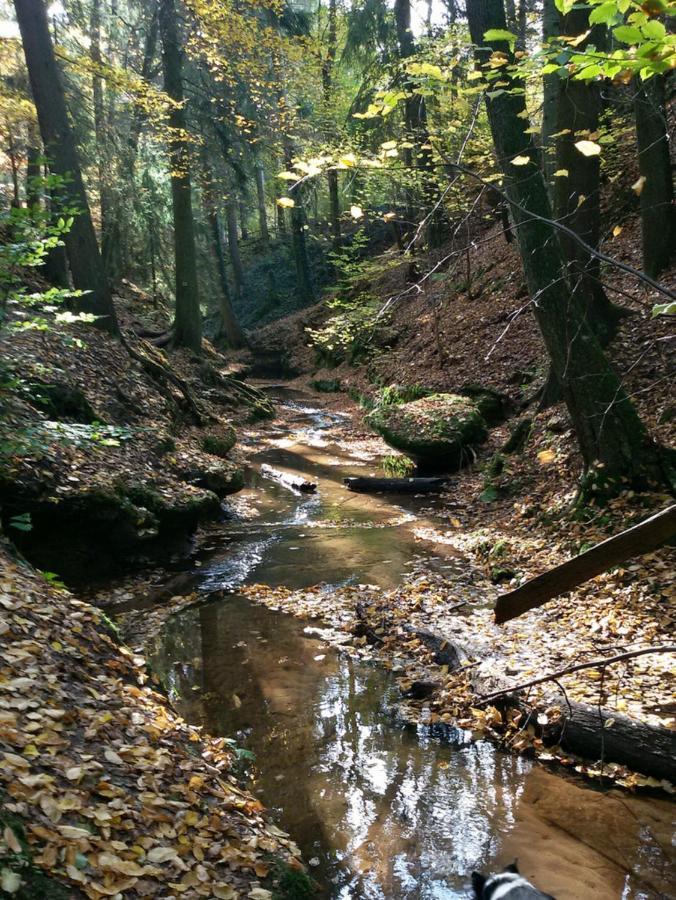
[476,645,676,706]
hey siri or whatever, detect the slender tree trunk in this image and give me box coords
[466,0,663,490]
[553,4,621,344]
[14,0,118,333]
[6,123,20,207]
[322,0,341,247]
[26,123,41,209]
[226,199,245,298]
[394,0,446,247]
[159,0,202,352]
[634,75,675,279]
[255,162,270,248]
[239,200,248,241]
[90,0,114,275]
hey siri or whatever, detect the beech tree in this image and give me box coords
[159,0,202,353]
[14,0,119,334]
[465,0,668,491]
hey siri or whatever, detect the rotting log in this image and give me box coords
[344,476,449,494]
[260,464,317,493]
[495,504,676,624]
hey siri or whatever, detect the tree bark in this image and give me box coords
[26,121,41,210]
[394,0,446,248]
[553,4,621,344]
[159,0,202,353]
[466,0,660,487]
[322,0,341,247]
[634,75,675,279]
[14,0,118,333]
[225,199,245,299]
[255,162,270,248]
[239,200,248,241]
[495,505,676,623]
[540,0,560,188]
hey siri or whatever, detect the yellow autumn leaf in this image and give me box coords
[553,169,568,177]
[350,205,364,219]
[380,140,397,150]
[276,171,297,181]
[632,175,646,196]
[574,140,601,157]
[276,197,295,208]
[511,155,530,166]
[612,225,622,237]
[537,449,556,464]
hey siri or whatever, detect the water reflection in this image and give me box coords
[151,596,674,900]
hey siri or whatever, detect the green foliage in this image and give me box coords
[306,291,384,365]
[382,453,416,477]
[376,384,432,406]
[8,512,32,533]
[268,859,315,900]
[0,178,82,332]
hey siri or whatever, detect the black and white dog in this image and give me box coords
[472,862,555,899]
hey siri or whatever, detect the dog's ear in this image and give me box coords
[471,872,487,897]
[505,860,519,874]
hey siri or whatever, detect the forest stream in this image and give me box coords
[141,388,673,900]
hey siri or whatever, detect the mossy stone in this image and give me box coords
[201,425,237,458]
[366,393,487,472]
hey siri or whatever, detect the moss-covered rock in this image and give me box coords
[176,459,245,497]
[201,424,237,458]
[366,393,487,472]
[122,481,222,531]
[27,381,99,423]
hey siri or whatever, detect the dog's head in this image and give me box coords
[471,862,555,899]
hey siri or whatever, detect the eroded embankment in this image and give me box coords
[0,541,305,899]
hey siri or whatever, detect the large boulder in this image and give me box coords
[366,393,487,472]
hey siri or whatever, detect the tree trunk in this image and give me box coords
[541,0,560,188]
[322,0,341,247]
[158,0,202,353]
[211,209,246,348]
[225,199,245,299]
[634,75,675,279]
[466,0,662,488]
[90,0,116,281]
[14,0,118,333]
[26,122,41,210]
[239,200,248,241]
[255,162,270,248]
[393,0,446,248]
[553,4,621,344]
[6,123,20,207]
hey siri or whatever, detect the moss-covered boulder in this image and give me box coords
[122,481,222,531]
[458,384,508,425]
[366,393,487,472]
[201,424,237,458]
[175,459,245,497]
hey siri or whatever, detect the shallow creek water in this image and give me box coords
[149,389,675,899]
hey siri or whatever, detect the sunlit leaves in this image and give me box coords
[276,197,295,208]
[574,139,602,157]
[511,155,531,166]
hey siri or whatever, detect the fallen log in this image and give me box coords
[495,504,676,624]
[260,464,317,493]
[344,476,449,494]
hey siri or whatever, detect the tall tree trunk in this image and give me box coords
[466,0,664,490]
[540,0,560,187]
[239,200,248,241]
[159,0,202,352]
[322,0,341,247]
[255,162,270,248]
[393,0,445,248]
[634,75,675,279]
[226,199,245,298]
[90,0,114,276]
[553,4,621,344]
[6,123,20,207]
[14,0,118,333]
